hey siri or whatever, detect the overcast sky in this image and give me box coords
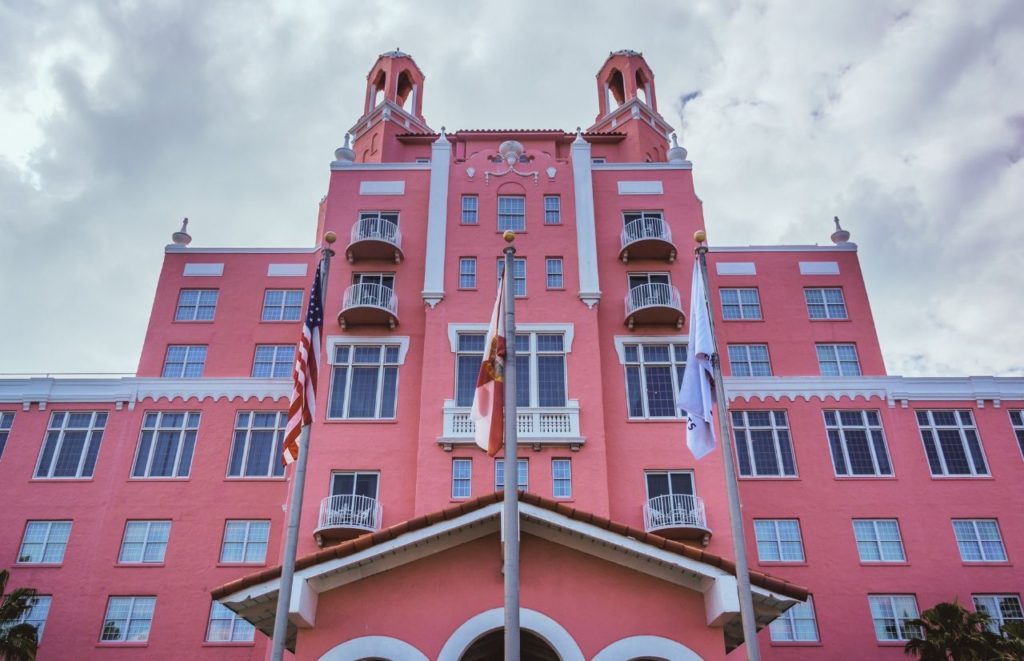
[1,0,1022,377]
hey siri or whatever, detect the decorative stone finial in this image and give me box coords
[831,216,852,245]
[172,218,192,246]
[694,229,707,244]
[333,133,355,165]
[573,127,585,144]
[324,231,337,245]
[503,230,516,243]
[667,133,688,164]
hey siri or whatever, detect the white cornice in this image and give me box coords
[591,163,692,171]
[329,162,432,172]
[165,246,318,255]
[710,244,857,253]
[725,376,1024,408]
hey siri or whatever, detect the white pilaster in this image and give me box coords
[570,132,601,308]
[422,131,452,307]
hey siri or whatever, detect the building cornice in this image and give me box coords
[590,162,693,171]
[709,244,857,253]
[164,246,318,255]
[329,162,432,172]
[725,376,1024,408]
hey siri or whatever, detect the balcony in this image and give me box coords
[624,283,685,329]
[338,283,399,329]
[643,494,711,546]
[619,217,676,263]
[346,217,404,264]
[314,494,383,546]
[438,400,584,451]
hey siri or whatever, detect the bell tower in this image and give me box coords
[589,50,674,162]
[350,50,432,163]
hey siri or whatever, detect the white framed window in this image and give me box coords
[805,287,848,319]
[206,602,255,643]
[328,343,402,419]
[100,596,156,642]
[452,458,472,499]
[0,411,14,460]
[627,272,673,309]
[552,458,572,498]
[6,595,51,641]
[544,195,561,224]
[17,521,71,564]
[495,458,528,491]
[591,157,607,164]
[262,289,304,321]
[131,411,200,478]
[753,519,805,562]
[645,471,695,500]
[497,195,526,231]
[461,195,479,224]
[853,519,906,562]
[497,257,527,297]
[34,411,107,479]
[952,519,1007,562]
[720,288,762,320]
[621,341,686,419]
[732,410,797,477]
[973,595,1024,633]
[545,258,563,289]
[454,334,485,407]
[869,595,920,641]
[175,289,218,321]
[252,344,295,378]
[118,521,171,564]
[769,595,819,642]
[511,332,567,408]
[816,343,861,376]
[330,471,379,499]
[459,257,477,289]
[1008,410,1024,458]
[916,410,989,476]
[162,345,207,378]
[824,410,893,477]
[220,520,270,563]
[226,412,287,478]
[727,344,771,376]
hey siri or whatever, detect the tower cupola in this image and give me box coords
[595,49,658,119]
[363,49,426,121]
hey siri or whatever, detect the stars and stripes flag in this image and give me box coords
[677,257,718,459]
[282,260,325,465]
[471,273,507,456]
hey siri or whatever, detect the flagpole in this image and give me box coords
[695,231,761,661]
[501,231,520,661]
[270,234,335,661]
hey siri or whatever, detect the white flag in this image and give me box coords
[677,258,717,459]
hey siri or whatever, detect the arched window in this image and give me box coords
[635,70,649,105]
[608,69,625,107]
[370,70,386,108]
[396,70,415,111]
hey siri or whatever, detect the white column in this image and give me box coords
[570,132,601,308]
[422,131,451,307]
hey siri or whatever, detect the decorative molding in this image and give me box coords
[321,637,428,661]
[710,245,857,253]
[358,180,406,196]
[570,135,601,307]
[267,263,308,277]
[612,335,686,364]
[591,163,693,171]
[593,636,702,661]
[183,263,224,277]
[438,608,585,661]
[325,335,411,364]
[422,134,451,306]
[799,261,840,275]
[617,180,664,195]
[725,376,1024,408]
[715,262,756,276]
[446,323,575,353]
[167,247,316,254]
[330,162,431,172]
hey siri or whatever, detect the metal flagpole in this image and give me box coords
[695,234,762,661]
[270,236,335,661]
[501,231,521,661]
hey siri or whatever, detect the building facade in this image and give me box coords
[1,50,1022,660]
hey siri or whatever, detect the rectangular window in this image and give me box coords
[175,289,219,321]
[220,520,270,563]
[513,332,567,408]
[805,287,848,319]
[754,519,805,562]
[452,458,472,499]
[769,595,819,642]
[497,195,526,231]
[732,410,797,477]
[34,411,107,479]
[459,258,477,289]
[328,344,401,419]
[162,345,207,378]
[252,344,295,378]
[461,195,479,224]
[497,257,527,297]
[455,334,485,407]
[226,412,287,478]
[100,596,156,642]
[727,344,771,376]
[952,519,1007,562]
[644,471,696,528]
[545,258,564,289]
[17,521,71,564]
[206,601,255,642]
[591,157,607,164]
[6,595,51,641]
[495,459,528,491]
[1009,410,1024,458]
[916,410,989,476]
[623,342,686,418]
[544,196,561,224]
[973,595,1024,633]
[262,289,304,322]
[816,343,861,376]
[824,410,893,476]
[869,595,920,641]
[132,411,200,478]
[552,458,572,498]
[118,521,171,564]
[0,411,13,460]
[720,288,762,320]
[853,519,906,562]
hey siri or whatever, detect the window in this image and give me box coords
[644,471,696,527]
[544,196,561,224]
[459,258,477,289]
[328,344,401,419]
[720,288,762,320]
[0,411,13,460]
[131,411,199,478]
[623,342,686,418]
[252,345,295,378]
[732,411,797,477]
[853,519,906,562]
[415,157,430,164]
[262,289,304,322]
[17,521,71,564]
[622,211,666,242]
[952,519,1007,562]
[357,211,399,240]
[4,595,52,642]
[973,595,1024,633]
[100,596,156,642]
[545,258,563,289]
[118,521,171,564]
[455,334,485,407]
[175,289,218,321]
[497,257,527,297]
[350,272,395,306]
[220,520,270,563]
[161,345,207,378]
[206,602,255,643]
[816,344,861,376]
[805,288,848,319]
[226,412,287,478]
[727,344,771,376]
[495,459,528,491]
[512,332,567,408]
[497,195,526,231]
[452,458,472,499]
[627,273,673,308]
[824,410,893,476]
[552,459,572,498]
[916,410,989,476]
[645,471,695,500]
[461,195,479,224]
[1009,410,1024,458]
[753,519,805,562]
[330,471,379,500]
[591,157,607,164]
[869,595,920,641]
[769,595,819,642]
[34,411,107,479]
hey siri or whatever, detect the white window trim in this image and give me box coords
[972,594,1024,632]
[34,411,107,480]
[226,411,287,478]
[552,458,572,498]
[643,470,696,499]
[804,287,848,320]
[252,344,296,379]
[118,520,171,564]
[261,289,305,322]
[100,596,156,642]
[17,520,71,564]
[326,336,411,364]
[852,519,906,563]
[325,341,406,421]
[495,458,529,490]
[611,335,684,364]
[769,594,819,642]
[868,595,920,642]
[220,520,271,564]
[206,601,256,643]
[733,410,798,478]
[452,458,472,499]
[952,519,1007,562]
[753,519,806,562]
[330,470,381,499]
[131,411,200,479]
[824,410,894,478]
[727,344,772,377]
[448,324,574,353]
[917,410,990,477]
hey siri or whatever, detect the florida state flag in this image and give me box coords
[471,275,506,455]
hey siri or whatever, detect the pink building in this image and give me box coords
[2,50,1023,660]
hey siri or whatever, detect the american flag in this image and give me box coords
[282,260,324,465]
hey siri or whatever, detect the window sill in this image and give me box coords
[757,561,808,567]
[216,562,268,568]
[770,641,822,647]
[626,417,685,423]
[202,642,256,647]
[14,562,63,568]
[172,320,215,324]
[115,563,166,568]
[259,320,300,324]
[876,641,913,647]
[929,475,993,480]
[96,642,149,648]
[323,419,399,424]
[457,287,478,291]
[546,288,566,292]
[859,561,910,567]
[223,477,287,482]
[721,318,765,323]
[29,477,95,482]
[962,561,1012,567]
[128,477,191,482]
[834,475,897,481]
[739,476,801,481]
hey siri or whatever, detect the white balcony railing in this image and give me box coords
[342,283,399,315]
[624,283,682,316]
[439,400,583,450]
[316,494,382,535]
[621,216,672,250]
[350,217,402,250]
[643,494,707,533]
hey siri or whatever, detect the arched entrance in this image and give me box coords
[437,608,585,661]
[460,629,559,661]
